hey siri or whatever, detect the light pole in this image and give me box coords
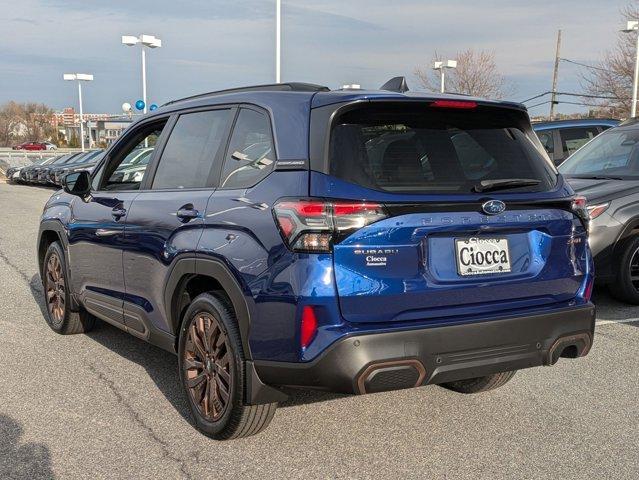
[623,21,639,117]
[63,73,93,152]
[433,60,457,93]
[122,34,162,114]
[276,0,281,83]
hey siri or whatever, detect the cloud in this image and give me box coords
[0,0,631,116]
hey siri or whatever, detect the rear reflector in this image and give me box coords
[300,306,318,348]
[430,100,478,109]
[584,277,594,302]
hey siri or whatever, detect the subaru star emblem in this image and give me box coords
[482,200,506,215]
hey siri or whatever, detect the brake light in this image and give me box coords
[300,306,318,349]
[430,100,478,109]
[273,199,387,253]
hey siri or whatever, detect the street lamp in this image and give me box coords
[63,73,93,152]
[433,60,457,94]
[622,20,639,117]
[122,34,162,114]
[276,0,281,83]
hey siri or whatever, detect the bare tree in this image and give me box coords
[0,102,23,146]
[414,49,512,99]
[22,103,55,142]
[0,102,56,146]
[581,3,637,117]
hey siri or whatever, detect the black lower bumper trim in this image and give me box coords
[255,304,596,395]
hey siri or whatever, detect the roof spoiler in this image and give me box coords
[380,76,409,93]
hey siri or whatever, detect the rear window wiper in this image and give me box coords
[473,178,541,193]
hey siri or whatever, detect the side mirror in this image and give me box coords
[63,170,91,197]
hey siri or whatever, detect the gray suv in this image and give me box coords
[559,119,639,303]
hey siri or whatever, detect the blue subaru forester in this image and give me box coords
[38,79,595,439]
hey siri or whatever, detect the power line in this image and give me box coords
[556,100,616,108]
[526,99,619,109]
[520,91,551,103]
[558,57,612,73]
[557,91,630,100]
[527,100,551,109]
[521,91,630,103]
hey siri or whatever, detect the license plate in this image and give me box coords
[455,237,511,276]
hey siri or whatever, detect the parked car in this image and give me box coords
[108,147,154,184]
[12,141,47,151]
[38,80,595,440]
[5,167,18,182]
[49,150,104,186]
[43,141,58,150]
[559,119,639,303]
[533,119,619,166]
[20,156,60,183]
[29,154,80,184]
[5,158,32,183]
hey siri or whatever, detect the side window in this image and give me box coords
[91,163,105,190]
[100,122,166,191]
[560,127,599,156]
[536,131,554,155]
[220,108,275,189]
[152,109,231,189]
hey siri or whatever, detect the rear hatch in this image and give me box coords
[311,100,589,324]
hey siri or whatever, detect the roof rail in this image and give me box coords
[163,82,330,106]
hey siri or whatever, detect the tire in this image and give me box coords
[41,241,95,334]
[610,235,639,304]
[440,371,516,394]
[178,292,277,440]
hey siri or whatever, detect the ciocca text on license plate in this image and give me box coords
[455,237,511,276]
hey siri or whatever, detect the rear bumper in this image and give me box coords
[255,304,596,395]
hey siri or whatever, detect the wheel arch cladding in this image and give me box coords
[165,257,254,359]
[37,221,68,278]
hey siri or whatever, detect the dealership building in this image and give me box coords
[54,107,134,147]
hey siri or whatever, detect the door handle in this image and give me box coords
[176,206,199,222]
[111,207,127,220]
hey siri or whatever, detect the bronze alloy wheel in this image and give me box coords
[45,252,65,326]
[183,313,232,421]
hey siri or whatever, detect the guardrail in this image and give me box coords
[0,148,89,167]
[0,147,83,159]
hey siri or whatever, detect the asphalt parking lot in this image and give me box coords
[0,181,638,479]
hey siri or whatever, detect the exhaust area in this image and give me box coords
[547,333,593,365]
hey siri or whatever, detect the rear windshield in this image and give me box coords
[329,104,556,193]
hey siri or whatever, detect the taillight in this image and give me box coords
[586,202,609,220]
[571,195,589,228]
[273,199,387,253]
[300,306,318,349]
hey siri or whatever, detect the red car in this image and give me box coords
[12,142,47,151]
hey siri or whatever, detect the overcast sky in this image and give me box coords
[0,0,633,116]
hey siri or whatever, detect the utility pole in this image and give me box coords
[549,29,562,120]
[622,21,639,117]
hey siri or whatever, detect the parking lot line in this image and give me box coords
[596,318,639,326]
